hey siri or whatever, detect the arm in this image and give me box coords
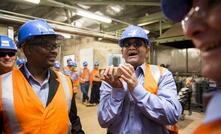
[0,115,2,132]
[97,81,126,128]
[69,95,85,134]
[130,69,182,125]
[0,76,2,132]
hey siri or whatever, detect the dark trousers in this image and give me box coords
[89,81,101,104]
[80,81,90,102]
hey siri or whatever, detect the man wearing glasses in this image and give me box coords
[98,25,181,134]
[0,35,17,75]
[0,19,84,134]
[161,0,221,133]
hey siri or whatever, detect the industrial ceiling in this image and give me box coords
[0,0,175,41]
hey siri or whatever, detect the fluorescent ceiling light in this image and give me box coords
[74,20,83,28]
[94,11,104,16]
[76,10,112,23]
[24,0,40,4]
[98,37,103,41]
[56,32,71,39]
[110,5,123,13]
[144,29,150,34]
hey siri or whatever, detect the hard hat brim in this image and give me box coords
[0,48,17,51]
[119,37,150,48]
[17,34,64,48]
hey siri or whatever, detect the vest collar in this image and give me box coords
[19,65,59,106]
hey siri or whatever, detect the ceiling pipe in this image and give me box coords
[0,10,118,41]
[71,1,160,6]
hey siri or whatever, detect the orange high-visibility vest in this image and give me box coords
[64,66,71,72]
[80,68,90,82]
[71,72,79,93]
[73,74,79,86]
[90,69,100,82]
[193,119,221,134]
[144,64,178,134]
[0,69,73,134]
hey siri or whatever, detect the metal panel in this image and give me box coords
[157,46,186,72]
[188,48,202,73]
[156,45,202,73]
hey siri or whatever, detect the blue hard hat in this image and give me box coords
[54,62,61,69]
[67,60,75,66]
[83,61,88,66]
[16,58,26,66]
[161,0,192,22]
[73,62,77,67]
[94,61,99,66]
[0,35,17,51]
[119,25,150,47]
[67,58,72,62]
[17,19,64,47]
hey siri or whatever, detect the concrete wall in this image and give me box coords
[61,36,120,70]
[0,24,8,35]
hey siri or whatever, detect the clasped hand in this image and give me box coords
[101,63,138,91]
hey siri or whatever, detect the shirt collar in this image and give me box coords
[23,63,50,83]
[135,63,145,76]
[204,90,221,123]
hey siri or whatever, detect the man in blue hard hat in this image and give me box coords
[0,19,84,134]
[53,60,61,72]
[79,61,90,104]
[98,25,182,134]
[89,61,101,105]
[0,35,17,75]
[64,58,74,76]
[16,58,26,68]
[70,62,79,97]
[161,0,221,133]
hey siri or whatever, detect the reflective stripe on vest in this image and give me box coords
[1,72,20,133]
[144,64,163,94]
[57,72,72,133]
[57,72,72,112]
[149,65,162,85]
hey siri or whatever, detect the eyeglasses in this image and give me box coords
[0,51,16,57]
[30,41,61,50]
[122,39,145,48]
[181,1,221,32]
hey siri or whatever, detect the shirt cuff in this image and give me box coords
[111,88,126,101]
[131,84,150,100]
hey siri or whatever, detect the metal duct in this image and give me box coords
[0,10,118,41]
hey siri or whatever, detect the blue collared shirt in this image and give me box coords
[98,63,182,134]
[204,90,221,123]
[23,64,50,107]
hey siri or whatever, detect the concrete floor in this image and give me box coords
[76,99,204,134]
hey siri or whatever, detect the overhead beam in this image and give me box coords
[70,1,160,6]
[148,23,172,32]
[133,12,165,25]
[41,7,58,18]
[104,12,165,32]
